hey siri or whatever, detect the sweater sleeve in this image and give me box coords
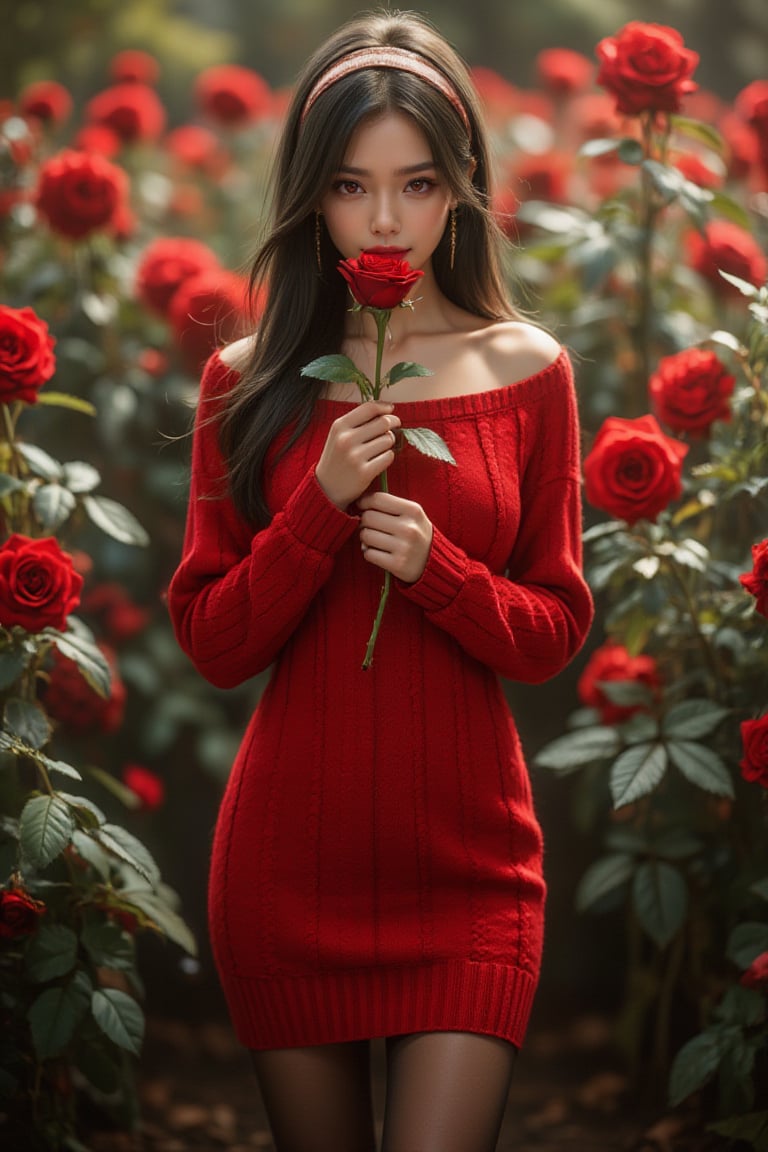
[398,358,594,683]
[167,353,359,689]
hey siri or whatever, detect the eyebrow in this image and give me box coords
[336,162,438,176]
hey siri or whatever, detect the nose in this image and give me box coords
[370,193,400,238]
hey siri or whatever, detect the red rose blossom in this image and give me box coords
[195,64,272,127]
[687,220,767,295]
[536,48,594,96]
[83,582,150,644]
[469,67,518,124]
[0,305,56,404]
[42,642,126,734]
[0,886,45,939]
[165,124,229,175]
[35,148,129,241]
[583,414,688,525]
[596,22,699,117]
[85,83,166,144]
[578,642,661,725]
[739,539,768,618]
[0,535,82,633]
[735,81,768,146]
[649,348,735,437]
[168,267,249,368]
[740,715,768,788]
[338,253,424,311]
[72,124,122,157]
[122,764,165,811]
[110,49,160,86]
[19,80,73,125]
[741,950,768,991]
[135,236,221,317]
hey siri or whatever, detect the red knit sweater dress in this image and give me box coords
[168,345,593,1051]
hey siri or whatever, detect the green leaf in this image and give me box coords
[33,484,77,532]
[576,853,634,912]
[718,270,759,298]
[81,917,135,972]
[40,757,83,783]
[27,971,91,1059]
[633,860,688,948]
[598,679,654,707]
[670,116,725,154]
[120,887,198,956]
[400,427,456,464]
[709,1111,768,1148]
[0,473,25,496]
[24,922,78,983]
[669,1031,723,1107]
[44,628,111,697]
[714,985,767,1028]
[96,823,160,887]
[300,354,369,390]
[35,392,96,416]
[82,495,149,547]
[643,159,684,202]
[61,461,100,493]
[16,442,62,482]
[667,741,734,798]
[708,329,746,356]
[86,765,141,810]
[708,191,752,229]
[751,877,768,902]
[71,830,111,879]
[579,137,620,159]
[617,138,645,164]
[662,700,730,740]
[610,743,668,808]
[4,697,51,749]
[91,988,144,1055]
[385,361,433,387]
[57,792,105,828]
[0,646,28,690]
[19,795,75,869]
[534,726,620,773]
[727,922,768,970]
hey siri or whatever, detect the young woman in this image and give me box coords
[168,10,594,1151]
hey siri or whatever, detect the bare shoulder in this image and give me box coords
[218,333,258,372]
[478,320,562,385]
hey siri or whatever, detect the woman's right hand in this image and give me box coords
[315,400,400,511]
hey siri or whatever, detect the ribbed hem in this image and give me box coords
[282,467,359,554]
[223,960,537,1051]
[399,526,468,613]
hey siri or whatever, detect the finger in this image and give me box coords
[360,508,398,532]
[344,400,395,428]
[360,527,396,553]
[358,416,399,446]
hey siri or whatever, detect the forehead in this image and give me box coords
[340,111,434,167]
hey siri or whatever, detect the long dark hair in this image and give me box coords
[220,8,518,526]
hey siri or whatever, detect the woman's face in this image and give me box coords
[319,111,455,272]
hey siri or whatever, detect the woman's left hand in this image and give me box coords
[357,490,433,584]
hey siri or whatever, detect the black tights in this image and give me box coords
[250,1030,517,1152]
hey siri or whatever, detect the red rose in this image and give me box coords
[0,305,56,404]
[85,83,166,144]
[740,715,768,788]
[741,950,768,991]
[672,151,724,190]
[165,125,229,176]
[19,80,73,125]
[578,642,661,725]
[687,220,767,295]
[195,64,272,127]
[536,48,594,96]
[469,67,518,124]
[42,642,125,734]
[739,539,768,618]
[135,237,221,317]
[122,765,165,811]
[735,81,768,146]
[0,535,82,633]
[511,152,572,204]
[35,149,129,240]
[583,414,688,525]
[719,112,761,183]
[110,49,160,87]
[338,253,424,311]
[72,124,122,158]
[0,887,45,939]
[83,581,150,643]
[168,268,249,369]
[649,348,735,437]
[596,22,699,117]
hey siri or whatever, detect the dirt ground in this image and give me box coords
[84,1010,731,1152]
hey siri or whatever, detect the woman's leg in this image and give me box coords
[381,1030,517,1152]
[250,1040,376,1152]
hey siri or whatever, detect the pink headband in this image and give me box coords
[300,46,471,136]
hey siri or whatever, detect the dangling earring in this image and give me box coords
[449,208,457,271]
[315,210,322,273]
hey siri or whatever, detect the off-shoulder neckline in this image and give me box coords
[211,345,570,421]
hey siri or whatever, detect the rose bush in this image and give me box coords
[0,305,56,404]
